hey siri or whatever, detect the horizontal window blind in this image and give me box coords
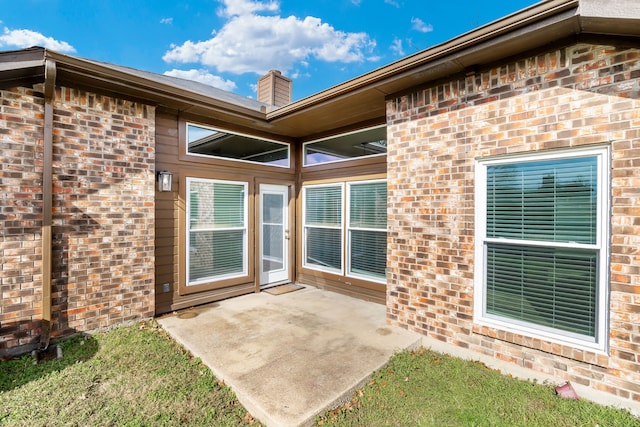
[304,185,343,272]
[190,182,245,229]
[348,181,387,281]
[487,157,596,244]
[486,243,597,337]
[305,186,342,226]
[189,230,245,281]
[305,228,342,270]
[350,229,387,279]
[187,179,247,285]
[349,181,387,229]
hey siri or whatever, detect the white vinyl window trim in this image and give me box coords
[302,183,344,275]
[473,146,610,353]
[346,180,388,284]
[186,177,248,286]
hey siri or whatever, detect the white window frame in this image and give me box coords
[302,183,344,275]
[474,146,610,353]
[346,179,388,284]
[186,177,248,286]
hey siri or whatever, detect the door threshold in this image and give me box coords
[262,283,305,296]
[260,281,293,291]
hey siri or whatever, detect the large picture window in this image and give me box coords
[187,178,248,286]
[474,147,609,351]
[303,180,387,284]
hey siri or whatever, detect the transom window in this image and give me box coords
[474,147,609,352]
[302,180,387,283]
[187,123,289,168]
[303,126,386,166]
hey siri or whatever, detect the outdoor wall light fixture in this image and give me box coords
[157,170,173,192]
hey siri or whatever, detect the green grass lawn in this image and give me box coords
[0,321,257,426]
[1,322,637,426]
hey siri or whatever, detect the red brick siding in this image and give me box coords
[0,87,45,352]
[386,40,640,404]
[0,85,156,355]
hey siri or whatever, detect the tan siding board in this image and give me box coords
[298,273,385,305]
[156,283,256,314]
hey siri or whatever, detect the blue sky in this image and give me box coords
[2,0,539,101]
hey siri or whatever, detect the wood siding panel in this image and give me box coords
[298,273,385,305]
[154,109,297,314]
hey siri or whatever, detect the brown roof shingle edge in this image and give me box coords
[266,0,640,120]
[1,0,638,135]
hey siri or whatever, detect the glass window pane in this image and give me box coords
[350,229,387,280]
[350,181,387,229]
[487,156,597,244]
[486,243,597,337]
[304,126,386,166]
[189,230,245,281]
[190,182,245,229]
[305,186,342,226]
[188,123,289,167]
[188,179,247,285]
[305,227,342,270]
[263,193,284,224]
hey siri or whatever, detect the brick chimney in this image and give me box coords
[257,70,292,107]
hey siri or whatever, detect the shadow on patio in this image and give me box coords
[158,285,421,427]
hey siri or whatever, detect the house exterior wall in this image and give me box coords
[0,84,156,355]
[298,154,387,304]
[0,86,45,353]
[386,39,640,404]
[154,110,297,314]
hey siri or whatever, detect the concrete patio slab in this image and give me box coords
[157,286,421,427]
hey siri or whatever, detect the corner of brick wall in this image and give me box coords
[386,40,640,406]
[0,86,45,354]
[0,84,157,356]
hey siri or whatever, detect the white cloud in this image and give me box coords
[160,17,173,24]
[163,12,376,75]
[217,0,280,18]
[411,17,433,33]
[390,37,404,56]
[0,27,75,52]
[384,0,400,8]
[163,69,237,91]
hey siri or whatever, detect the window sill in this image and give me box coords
[472,320,610,368]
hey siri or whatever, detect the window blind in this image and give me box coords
[304,185,342,271]
[484,155,600,339]
[349,181,387,280]
[487,157,596,244]
[188,179,247,284]
[486,243,597,337]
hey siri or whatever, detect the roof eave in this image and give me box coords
[42,50,270,123]
[266,0,640,125]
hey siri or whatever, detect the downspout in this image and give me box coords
[39,58,56,351]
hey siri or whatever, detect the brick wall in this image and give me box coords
[0,85,156,355]
[0,87,45,353]
[386,39,640,405]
